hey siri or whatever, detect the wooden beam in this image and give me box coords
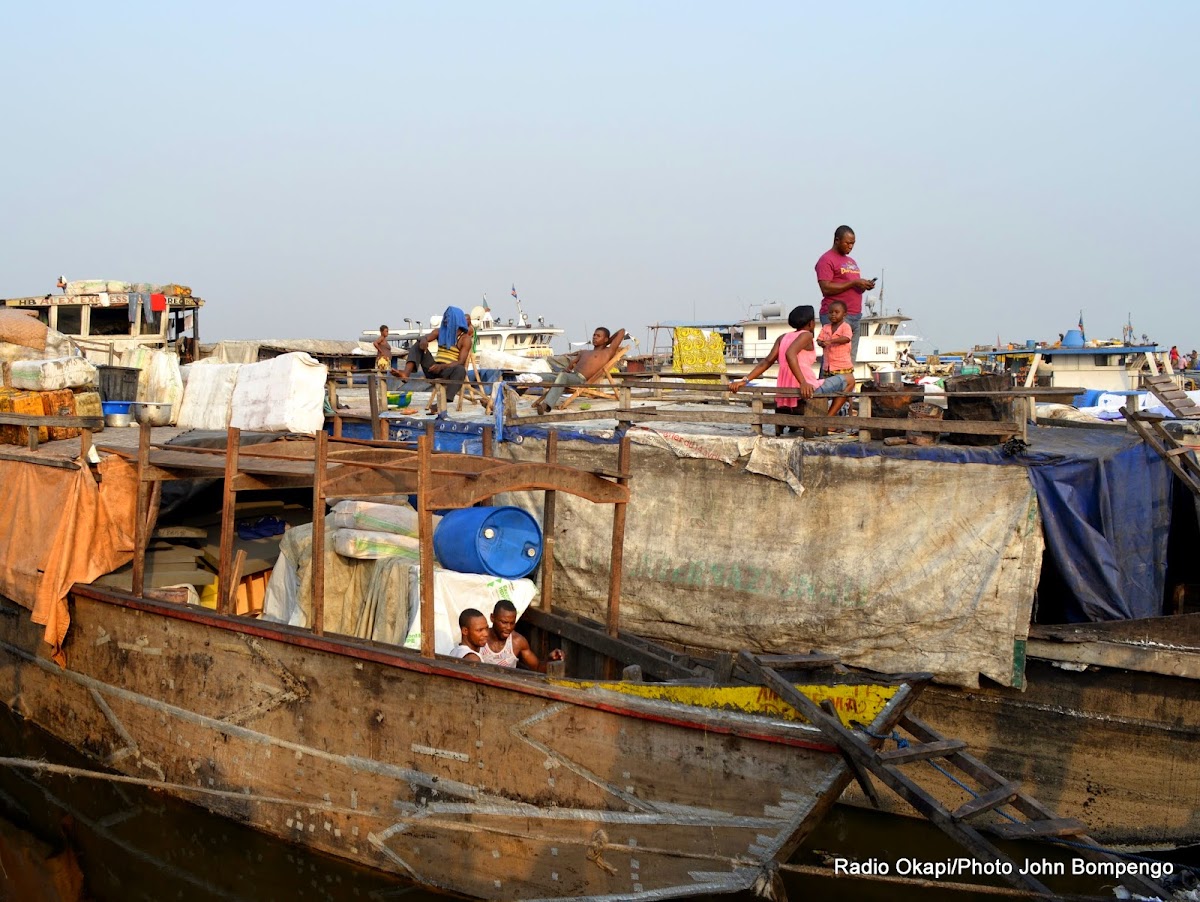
[521,609,695,680]
[310,430,328,636]
[418,433,436,659]
[540,430,558,613]
[607,433,631,638]
[217,427,241,616]
[132,420,152,597]
[878,739,968,764]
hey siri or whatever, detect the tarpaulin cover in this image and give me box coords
[497,434,1043,688]
[0,456,136,657]
[804,427,1173,622]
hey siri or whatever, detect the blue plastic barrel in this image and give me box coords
[433,506,543,579]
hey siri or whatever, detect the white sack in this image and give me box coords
[9,356,97,392]
[229,352,327,434]
[333,529,420,560]
[176,361,241,431]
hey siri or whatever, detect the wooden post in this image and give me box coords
[327,380,342,438]
[80,428,93,462]
[541,430,558,612]
[132,420,152,597]
[218,427,241,616]
[606,432,631,637]
[310,430,328,635]
[368,372,382,440]
[417,432,436,658]
[859,393,873,441]
[751,393,764,436]
[481,425,494,506]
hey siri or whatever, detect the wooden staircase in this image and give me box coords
[1124,406,1200,497]
[737,652,1169,899]
[1143,373,1200,419]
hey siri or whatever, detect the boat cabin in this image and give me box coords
[986,344,1164,392]
[2,291,203,363]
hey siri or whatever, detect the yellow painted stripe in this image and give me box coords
[552,680,898,726]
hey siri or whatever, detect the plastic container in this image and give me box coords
[97,365,141,402]
[433,506,543,579]
[101,401,133,416]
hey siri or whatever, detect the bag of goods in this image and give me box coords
[0,389,48,445]
[176,361,240,430]
[40,389,79,441]
[229,352,327,434]
[329,500,433,536]
[10,356,97,392]
[65,280,110,296]
[333,529,420,561]
[0,309,49,351]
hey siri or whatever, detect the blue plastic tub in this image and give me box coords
[433,506,543,579]
[101,401,133,416]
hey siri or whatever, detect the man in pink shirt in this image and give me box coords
[815,225,876,362]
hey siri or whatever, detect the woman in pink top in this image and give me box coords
[730,306,850,434]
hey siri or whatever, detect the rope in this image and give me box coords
[0,756,380,819]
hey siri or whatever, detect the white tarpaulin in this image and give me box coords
[498,436,1043,688]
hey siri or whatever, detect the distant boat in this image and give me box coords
[362,303,564,360]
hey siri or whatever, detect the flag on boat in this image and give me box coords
[1078,310,1085,339]
[511,284,518,299]
[482,293,489,310]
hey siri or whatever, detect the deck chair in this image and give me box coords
[557,344,630,409]
[456,350,493,414]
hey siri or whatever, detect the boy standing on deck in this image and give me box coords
[816,300,855,418]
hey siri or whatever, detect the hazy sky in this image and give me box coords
[3,2,1196,354]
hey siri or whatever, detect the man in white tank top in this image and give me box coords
[481,600,564,670]
[449,609,489,663]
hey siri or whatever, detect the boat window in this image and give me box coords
[757,326,767,340]
[1096,355,1113,367]
[55,305,84,335]
[90,306,134,336]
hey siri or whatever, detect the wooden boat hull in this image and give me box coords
[0,590,904,900]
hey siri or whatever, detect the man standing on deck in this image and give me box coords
[815,225,876,363]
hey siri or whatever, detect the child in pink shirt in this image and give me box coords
[816,300,855,417]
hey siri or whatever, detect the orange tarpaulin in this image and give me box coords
[0,455,137,656]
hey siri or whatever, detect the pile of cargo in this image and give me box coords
[62,280,192,298]
[0,308,103,444]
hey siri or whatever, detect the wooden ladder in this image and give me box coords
[737,652,1169,900]
[1125,408,1200,497]
[1143,373,1200,418]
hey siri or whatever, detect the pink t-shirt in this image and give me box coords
[818,322,854,373]
[815,250,863,316]
[776,330,823,409]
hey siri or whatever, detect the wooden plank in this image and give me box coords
[984,818,1086,840]
[1025,637,1200,680]
[754,652,841,668]
[418,433,436,658]
[951,782,1022,821]
[878,739,967,764]
[0,412,104,428]
[521,608,695,680]
[0,451,79,470]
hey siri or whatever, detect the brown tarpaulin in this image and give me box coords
[0,455,136,656]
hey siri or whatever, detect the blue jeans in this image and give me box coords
[819,312,862,363]
[815,373,848,395]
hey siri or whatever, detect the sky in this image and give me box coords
[3,1,1197,355]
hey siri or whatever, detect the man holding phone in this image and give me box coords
[815,225,875,363]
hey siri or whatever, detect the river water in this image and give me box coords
[1,706,1191,902]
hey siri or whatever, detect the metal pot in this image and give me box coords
[874,370,906,387]
[104,412,132,428]
[131,401,173,426]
